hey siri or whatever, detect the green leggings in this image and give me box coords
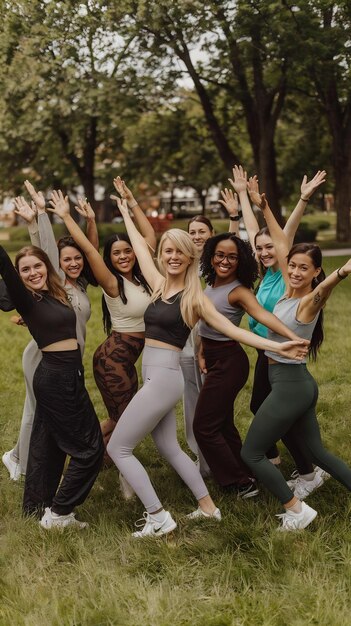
[241,363,351,504]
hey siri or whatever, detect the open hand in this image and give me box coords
[219,188,239,217]
[228,165,248,194]
[13,196,37,223]
[113,176,134,203]
[300,170,327,200]
[47,190,70,219]
[247,183,267,211]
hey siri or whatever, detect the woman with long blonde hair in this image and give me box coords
[105,198,308,538]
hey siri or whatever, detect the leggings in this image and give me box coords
[242,363,351,504]
[93,331,144,422]
[12,339,42,474]
[107,346,209,513]
[193,339,253,487]
[23,350,104,516]
[250,349,314,474]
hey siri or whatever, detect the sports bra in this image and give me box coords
[144,292,190,349]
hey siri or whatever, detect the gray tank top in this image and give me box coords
[199,279,244,341]
[265,296,320,364]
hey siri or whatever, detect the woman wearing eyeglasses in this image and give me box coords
[193,233,306,496]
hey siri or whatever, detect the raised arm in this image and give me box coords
[116,198,162,291]
[74,197,99,251]
[284,171,327,247]
[200,294,308,359]
[248,186,290,289]
[113,177,156,252]
[23,180,60,273]
[218,188,240,236]
[298,258,351,320]
[47,191,119,296]
[13,196,40,247]
[228,165,259,250]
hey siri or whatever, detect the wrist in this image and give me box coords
[336,267,348,280]
[128,199,138,209]
[300,196,309,203]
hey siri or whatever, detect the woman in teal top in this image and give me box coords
[229,166,329,496]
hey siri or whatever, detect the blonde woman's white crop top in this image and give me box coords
[103,279,151,333]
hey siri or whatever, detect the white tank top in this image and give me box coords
[103,279,151,333]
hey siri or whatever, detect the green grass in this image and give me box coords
[1,256,351,625]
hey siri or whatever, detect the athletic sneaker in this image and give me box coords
[132,511,177,538]
[39,507,88,530]
[287,473,324,500]
[315,466,331,481]
[2,450,21,481]
[186,506,222,521]
[237,479,259,499]
[119,473,135,501]
[276,502,317,531]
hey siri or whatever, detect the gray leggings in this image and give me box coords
[107,345,209,513]
[12,340,42,474]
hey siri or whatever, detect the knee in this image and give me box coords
[240,443,252,467]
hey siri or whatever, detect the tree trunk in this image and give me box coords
[334,160,351,242]
[257,137,282,224]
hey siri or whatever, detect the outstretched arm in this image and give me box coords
[248,186,290,289]
[299,258,351,320]
[13,195,40,247]
[284,171,327,247]
[23,180,61,273]
[228,165,259,250]
[116,198,162,291]
[113,177,156,252]
[47,190,118,296]
[201,294,308,359]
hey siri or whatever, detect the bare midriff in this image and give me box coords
[42,339,78,352]
[145,338,181,352]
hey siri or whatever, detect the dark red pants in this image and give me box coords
[193,338,252,488]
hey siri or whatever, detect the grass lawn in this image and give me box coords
[0,255,351,626]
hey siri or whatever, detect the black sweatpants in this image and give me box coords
[193,339,253,487]
[23,350,104,516]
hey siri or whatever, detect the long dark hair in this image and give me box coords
[287,243,325,360]
[102,233,151,335]
[57,236,98,287]
[200,233,258,288]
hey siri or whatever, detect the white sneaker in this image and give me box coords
[39,507,88,530]
[315,466,331,481]
[186,506,222,521]
[287,472,324,500]
[2,450,21,481]
[132,511,177,538]
[276,502,317,531]
[119,473,135,501]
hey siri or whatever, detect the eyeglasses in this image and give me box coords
[213,252,239,264]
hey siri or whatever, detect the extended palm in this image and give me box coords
[75,197,95,220]
[300,170,327,199]
[113,176,134,202]
[228,164,248,194]
[48,190,70,218]
[13,197,37,223]
[219,188,238,214]
[24,180,46,212]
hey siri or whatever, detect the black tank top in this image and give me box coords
[144,292,190,349]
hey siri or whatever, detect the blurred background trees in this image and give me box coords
[0,0,350,239]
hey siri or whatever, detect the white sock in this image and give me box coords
[300,472,315,481]
[149,510,167,524]
[286,501,303,514]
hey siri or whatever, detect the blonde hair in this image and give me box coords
[152,229,206,328]
[15,246,69,306]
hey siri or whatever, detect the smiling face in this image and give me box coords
[161,237,191,277]
[287,253,321,291]
[18,254,48,291]
[211,239,239,284]
[110,240,136,276]
[59,246,84,282]
[255,233,278,269]
[188,221,213,251]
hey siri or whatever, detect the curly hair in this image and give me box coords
[200,233,258,288]
[287,243,325,361]
[101,233,151,335]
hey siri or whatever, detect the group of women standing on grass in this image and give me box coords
[1,166,351,536]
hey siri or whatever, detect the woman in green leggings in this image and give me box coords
[241,187,351,531]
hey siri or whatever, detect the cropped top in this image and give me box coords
[0,246,77,349]
[144,292,190,349]
[249,268,285,338]
[103,279,151,333]
[265,296,319,364]
[199,279,244,341]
